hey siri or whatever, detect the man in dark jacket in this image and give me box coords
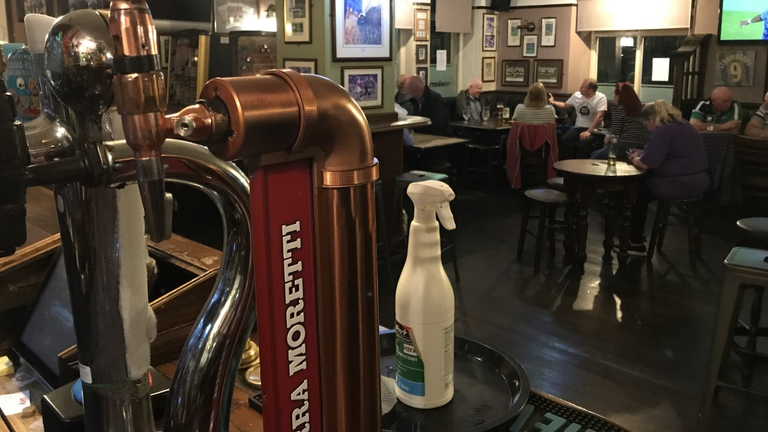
[455,78,483,120]
[401,75,453,137]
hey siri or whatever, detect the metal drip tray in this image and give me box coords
[380,331,530,432]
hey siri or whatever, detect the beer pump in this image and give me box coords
[1,1,382,431]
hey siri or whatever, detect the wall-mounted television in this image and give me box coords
[719,0,768,43]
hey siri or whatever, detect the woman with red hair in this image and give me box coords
[591,82,649,159]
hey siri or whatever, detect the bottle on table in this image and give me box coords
[395,180,456,409]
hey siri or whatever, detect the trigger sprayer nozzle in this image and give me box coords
[406,180,456,230]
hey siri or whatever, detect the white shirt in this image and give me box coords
[566,91,608,129]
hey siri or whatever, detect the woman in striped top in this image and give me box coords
[591,82,649,160]
[512,82,557,124]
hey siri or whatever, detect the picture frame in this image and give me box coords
[522,35,538,58]
[507,18,521,47]
[284,0,312,43]
[284,58,318,74]
[483,13,497,52]
[481,57,495,83]
[415,44,428,65]
[159,36,172,69]
[413,8,430,42]
[341,66,383,109]
[501,60,529,87]
[333,0,392,61]
[416,66,428,84]
[214,0,259,32]
[17,0,55,22]
[541,17,556,47]
[534,59,564,89]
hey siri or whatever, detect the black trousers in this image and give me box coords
[559,127,602,160]
[630,181,657,244]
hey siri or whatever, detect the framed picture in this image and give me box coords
[483,13,497,52]
[159,36,172,69]
[285,0,312,43]
[534,59,564,89]
[413,8,430,42]
[541,17,556,47]
[17,0,55,22]
[333,0,392,61]
[501,60,529,87]
[284,58,317,74]
[507,18,521,47]
[415,44,428,65]
[416,66,428,84]
[482,57,495,83]
[341,66,383,109]
[523,35,538,58]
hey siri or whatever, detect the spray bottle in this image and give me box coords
[395,180,456,409]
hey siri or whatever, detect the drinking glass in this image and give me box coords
[481,106,490,124]
[496,102,504,118]
[607,134,618,165]
[462,106,470,123]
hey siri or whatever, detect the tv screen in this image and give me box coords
[719,0,768,43]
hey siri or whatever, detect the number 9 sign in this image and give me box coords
[716,51,755,87]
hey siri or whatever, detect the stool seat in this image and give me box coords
[736,218,768,247]
[524,188,568,204]
[546,176,565,192]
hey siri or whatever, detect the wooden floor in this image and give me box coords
[378,184,768,432]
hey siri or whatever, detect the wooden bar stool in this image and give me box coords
[647,196,703,268]
[463,143,502,188]
[699,247,768,427]
[731,218,768,382]
[517,188,571,272]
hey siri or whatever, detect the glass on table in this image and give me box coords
[607,134,618,165]
[481,106,490,124]
[496,102,504,118]
[462,106,470,123]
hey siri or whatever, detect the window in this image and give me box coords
[641,36,686,85]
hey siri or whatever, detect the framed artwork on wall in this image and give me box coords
[501,60,529,87]
[284,58,317,74]
[534,59,564,89]
[17,0,55,22]
[341,66,383,109]
[483,13,497,52]
[332,0,392,61]
[284,0,311,43]
[507,18,521,47]
[416,66,428,84]
[522,35,538,58]
[413,8,430,42]
[159,35,172,69]
[541,17,556,47]
[481,57,495,83]
[415,44,428,65]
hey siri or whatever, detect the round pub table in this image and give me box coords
[554,159,645,274]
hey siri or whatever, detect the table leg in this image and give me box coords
[618,182,638,266]
[575,183,595,274]
[603,191,615,260]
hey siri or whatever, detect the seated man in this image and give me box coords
[402,75,453,137]
[689,86,742,133]
[548,78,607,159]
[745,91,768,138]
[455,78,483,121]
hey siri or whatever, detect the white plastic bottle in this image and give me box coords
[395,180,456,409]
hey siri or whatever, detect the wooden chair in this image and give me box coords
[733,135,768,215]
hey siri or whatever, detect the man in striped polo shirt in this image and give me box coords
[689,86,742,133]
[745,91,768,138]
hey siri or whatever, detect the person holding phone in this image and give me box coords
[624,101,709,257]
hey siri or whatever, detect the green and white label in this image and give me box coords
[395,321,425,396]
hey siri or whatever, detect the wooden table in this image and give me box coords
[411,133,470,150]
[451,118,511,131]
[554,159,645,273]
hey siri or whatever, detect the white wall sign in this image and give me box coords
[651,58,670,82]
